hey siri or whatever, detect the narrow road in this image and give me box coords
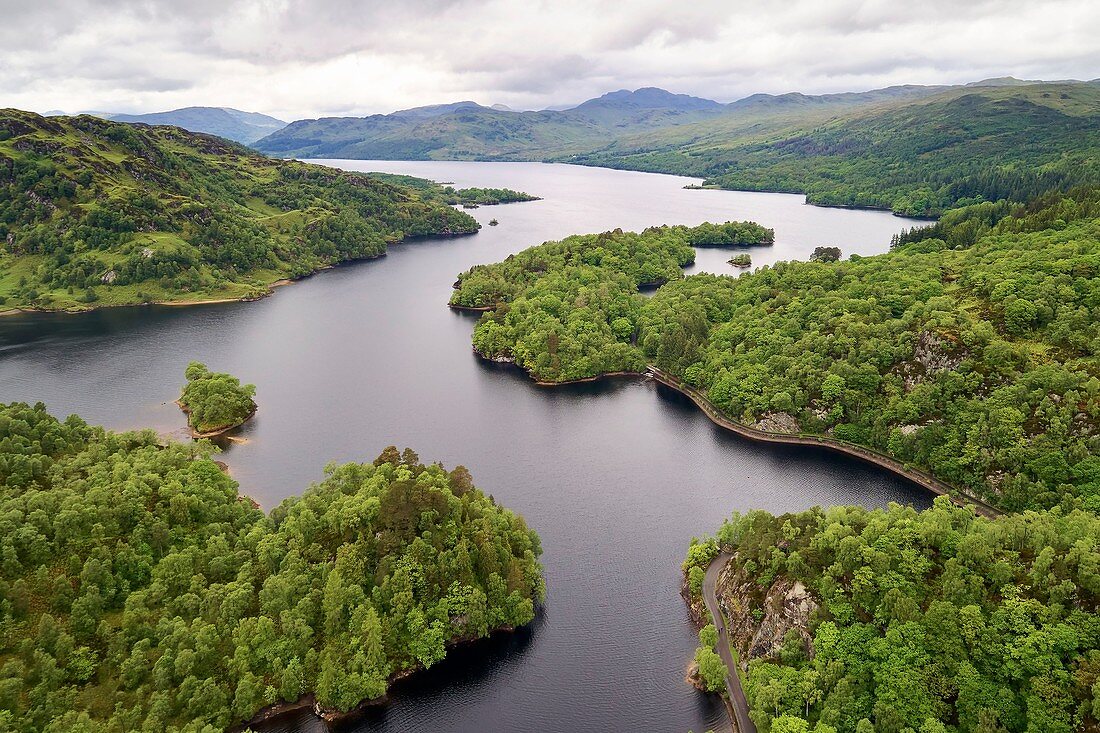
[646,367,1002,519]
[703,552,756,733]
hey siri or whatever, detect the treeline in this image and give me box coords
[453,190,1100,512]
[683,499,1100,733]
[0,402,543,731]
[0,110,479,310]
[451,222,771,382]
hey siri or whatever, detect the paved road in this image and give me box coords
[702,553,756,733]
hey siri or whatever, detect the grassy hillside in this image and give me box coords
[453,187,1100,513]
[0,109,480,312]
[570,82,1100,216]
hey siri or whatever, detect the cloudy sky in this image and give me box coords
[2,0,1098,120]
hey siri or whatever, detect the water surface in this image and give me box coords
[0,162,928,733]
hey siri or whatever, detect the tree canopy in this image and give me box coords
[0,110,479,311]
[0,402,543,732]
[178,362,257,435]
[685,499,1100,733]
[453,188,1100,513]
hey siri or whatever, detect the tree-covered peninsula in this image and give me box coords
[683,500,1100,733]
[453,188,1100,513]
[0,402,544,731]
[178,362,257,436]
[0,109,480,312]
[450,221,771,381]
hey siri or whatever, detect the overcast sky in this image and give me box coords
[2,0,1098,121]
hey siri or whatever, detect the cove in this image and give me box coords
[0,161,930,733]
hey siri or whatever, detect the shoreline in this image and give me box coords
[0,229,479,318]
[176,400,257,439]
[470,345,1000,517]
[237,623,522,730]
[644,366,1000,517]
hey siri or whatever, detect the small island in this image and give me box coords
[444,186,541,206]
[178,361,257,436]
[727,253,751,268]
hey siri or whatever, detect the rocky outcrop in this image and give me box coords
[753,411,801,434]
[895,331,964,390]
[713,556,818,667]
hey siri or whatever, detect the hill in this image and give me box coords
[0,109,479,311]
[252,87,729,160]
[105,106,287,144]
[570,81,1100,216]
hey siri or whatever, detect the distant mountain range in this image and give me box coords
[99,107,287,144]
[251,77,1100,216]
[253,87,735,160]
[249,82,1010,160]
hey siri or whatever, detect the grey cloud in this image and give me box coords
[0,0,1097,120]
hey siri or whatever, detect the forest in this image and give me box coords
[571,83,1100,217]
[682,499,1100,733]
[0,109,480,311]
[0,402,544,732]
[453,187,1100,513]
[178,362,257,435]
[450,221,771,382]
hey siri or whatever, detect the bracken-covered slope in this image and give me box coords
[0,109,479,311]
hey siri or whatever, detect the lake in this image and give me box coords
[0,161,929,733]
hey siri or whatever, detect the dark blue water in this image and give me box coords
[0,162,929,733]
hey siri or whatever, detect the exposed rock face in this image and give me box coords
[714,556,818,668]
[754,411,801,434]
[896,331,964,390]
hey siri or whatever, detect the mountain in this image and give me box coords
[571,87,722,113]
[0,109,478,311]
[252,87,729,160]
[105,106,287,144]
[569,81,1100,215]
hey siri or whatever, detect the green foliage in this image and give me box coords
[442,187,539,206]
[178,362,257,434]
[0,402,544,731]
[451,222,770,382]
[705,499,1100,733]
[0,109,479,310]
[694,646,727,694]
[457,188,1100,512]
[572,82,1100,217]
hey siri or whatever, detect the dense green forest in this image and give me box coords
[451,222,772,382]
[454,188,1100,512]
[0,402,543,731]
[178,362,257,435]
[683,499,1100,733]
[573,83,1100,217]
[0,109,479,311]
